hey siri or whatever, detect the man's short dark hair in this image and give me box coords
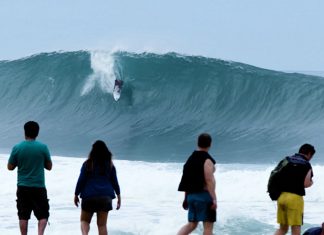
[24,121,39,139]
[198,133,212,148]
[299,143,315,156]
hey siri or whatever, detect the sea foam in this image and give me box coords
[1,154,323,235]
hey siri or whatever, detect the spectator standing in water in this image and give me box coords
[177,133,217,235]
[274,144,315,235]
[7,121,52,235]
[74,140,121,235]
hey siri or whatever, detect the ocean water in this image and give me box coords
[0,51,323,234]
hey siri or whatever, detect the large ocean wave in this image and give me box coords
[1,51,324,163]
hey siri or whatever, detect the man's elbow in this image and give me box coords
[205,178,216,189]
[304,180,313,188]
[205,176,215,185]
[45,162,53,171]
[7,164,15,171]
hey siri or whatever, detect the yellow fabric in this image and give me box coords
[277,192,304,226]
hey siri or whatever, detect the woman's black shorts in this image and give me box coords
[81,196,112,213]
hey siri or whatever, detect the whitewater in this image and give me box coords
[1,155,323,235]
[1,50,324,234]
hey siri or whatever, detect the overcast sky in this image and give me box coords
[1,0,323,71]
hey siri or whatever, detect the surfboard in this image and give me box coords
[113,84,121,101]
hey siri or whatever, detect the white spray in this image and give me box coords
[81,51,116,96]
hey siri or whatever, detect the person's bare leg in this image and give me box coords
[177,222,198,235]
[38,219,47,235]
[19,220,28,235]
[291,225,301,235]
[97,211,108,235]
[81,221,90,235]
[274,224,289,235]
[81,210,93,235]
[203,221,214,235]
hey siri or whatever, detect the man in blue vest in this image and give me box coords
[177,133,217,235]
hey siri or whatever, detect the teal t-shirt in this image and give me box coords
[8,140,51,188]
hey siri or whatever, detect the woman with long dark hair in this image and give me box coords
[74,140,121,235]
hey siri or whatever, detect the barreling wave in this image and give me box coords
[1,51,324,163]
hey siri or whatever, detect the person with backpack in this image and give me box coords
[274,144,315,235]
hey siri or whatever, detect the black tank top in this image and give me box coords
[178,150,216,193]
[281,154,312,196]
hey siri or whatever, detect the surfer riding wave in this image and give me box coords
[113,79,123,101]
[114,79,123,89]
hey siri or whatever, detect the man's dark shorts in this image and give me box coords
[16,186,50,220]
[187,191,216,222]
[81,196,112,213]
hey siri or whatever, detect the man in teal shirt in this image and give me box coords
[8,121,52,235]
